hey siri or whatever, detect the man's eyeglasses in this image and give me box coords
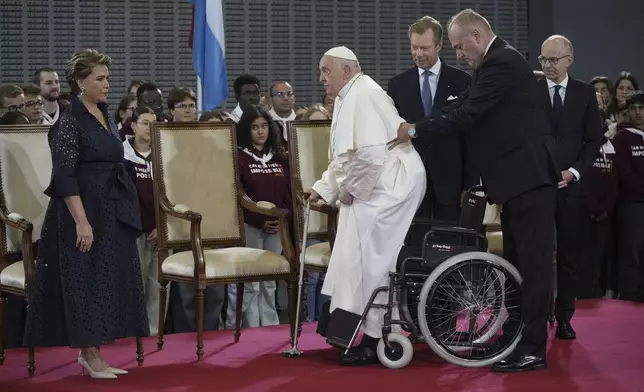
[272,91,295,98]
[175,103,196,110]
[537,55,571,66]
[25,100,43,108]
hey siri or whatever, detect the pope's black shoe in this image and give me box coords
[492,354,546,372]
[339,346,380,366]
[555,321,576,340]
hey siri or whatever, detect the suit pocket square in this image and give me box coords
[447,95,458,101]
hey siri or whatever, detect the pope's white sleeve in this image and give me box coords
[340,91,396,201]
[312,166,339,204]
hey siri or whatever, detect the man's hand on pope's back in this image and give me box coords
[388,122,415,150]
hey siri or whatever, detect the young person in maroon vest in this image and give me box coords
[230,105,292,327]
[583,112,618,299]
[613,91,644,302]
[124,106,163,335]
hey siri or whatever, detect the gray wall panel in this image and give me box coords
[0,0,528,110]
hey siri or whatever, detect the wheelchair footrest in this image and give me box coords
[324,308,363,350]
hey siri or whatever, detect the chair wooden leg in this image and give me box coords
[157,279,168,351]
[135,337,144,366]
[0,292,6,365]
[234,283,244,343]
[27,347,35,377]
[196,287,204,360]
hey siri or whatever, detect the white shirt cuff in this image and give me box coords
[568,167,580,181]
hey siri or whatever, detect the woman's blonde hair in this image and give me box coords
[66,49,112,93]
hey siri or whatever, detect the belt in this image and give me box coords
[76,161,142,232]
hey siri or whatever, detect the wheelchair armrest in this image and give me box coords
[424,225,488,246]
[427,225,480,236]
[410,217,457,228]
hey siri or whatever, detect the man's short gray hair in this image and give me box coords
[448,8,492,32]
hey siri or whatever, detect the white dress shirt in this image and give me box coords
[417,57,442,105]
[547,74,569,106]
[228,103,243,123]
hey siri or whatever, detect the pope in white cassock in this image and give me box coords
[306,46,426,365]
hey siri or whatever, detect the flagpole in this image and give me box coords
[197,75,204,117]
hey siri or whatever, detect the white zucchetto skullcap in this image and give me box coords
[324,46,358,62]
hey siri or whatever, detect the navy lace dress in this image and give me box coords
[24,94,149,348]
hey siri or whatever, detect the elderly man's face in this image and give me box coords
[410,30,441,69]
[540,40,572,82]
[319,56,349,97]
[449,26,484,68]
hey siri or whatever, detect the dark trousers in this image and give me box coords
[554,193,591,321]
[415,179,460,223]
[617,202,644,302]
[501,185,556,358]
[578,216,611,299]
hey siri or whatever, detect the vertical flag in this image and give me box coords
[189,0,228,111]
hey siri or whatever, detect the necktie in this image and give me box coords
[422,70,433,117]
[552,85,563,118]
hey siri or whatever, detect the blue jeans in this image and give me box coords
[304,240,330,321]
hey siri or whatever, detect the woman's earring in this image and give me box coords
[79,86,85,98]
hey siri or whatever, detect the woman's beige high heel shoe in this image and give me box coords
[106,366,128,375]
[78,353,117,380]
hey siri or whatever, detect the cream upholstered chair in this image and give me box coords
[286,120,337,328]
[0,125,50,376]
[483,203,503,256]
[0,125,146,376]
[151,122,296,360]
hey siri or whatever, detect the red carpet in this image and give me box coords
[1,299,643,392]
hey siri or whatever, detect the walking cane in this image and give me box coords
[282,200,311,358]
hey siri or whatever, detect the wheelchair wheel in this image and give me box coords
[376,332,414,369]
[417,251,523,368]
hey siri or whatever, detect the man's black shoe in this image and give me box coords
[492,354,546,372]
[339,346,380,366]
[555,321,576,340]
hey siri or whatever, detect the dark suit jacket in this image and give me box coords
[387,61,477,205]
[539,77,603,196]
[415,38,559,205]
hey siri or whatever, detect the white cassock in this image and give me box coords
[312,73,426,338]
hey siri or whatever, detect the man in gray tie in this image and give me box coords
[387,15,476,223]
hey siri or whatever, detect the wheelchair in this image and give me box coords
[319,186,524,369]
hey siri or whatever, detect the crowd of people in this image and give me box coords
[0,7,643,378]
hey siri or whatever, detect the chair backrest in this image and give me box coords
[150,122,245,250]
[287,120,332,242]
[483,204,501,226]
[0,125,51,257]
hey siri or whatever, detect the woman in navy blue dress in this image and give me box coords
[24,50,148,379]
